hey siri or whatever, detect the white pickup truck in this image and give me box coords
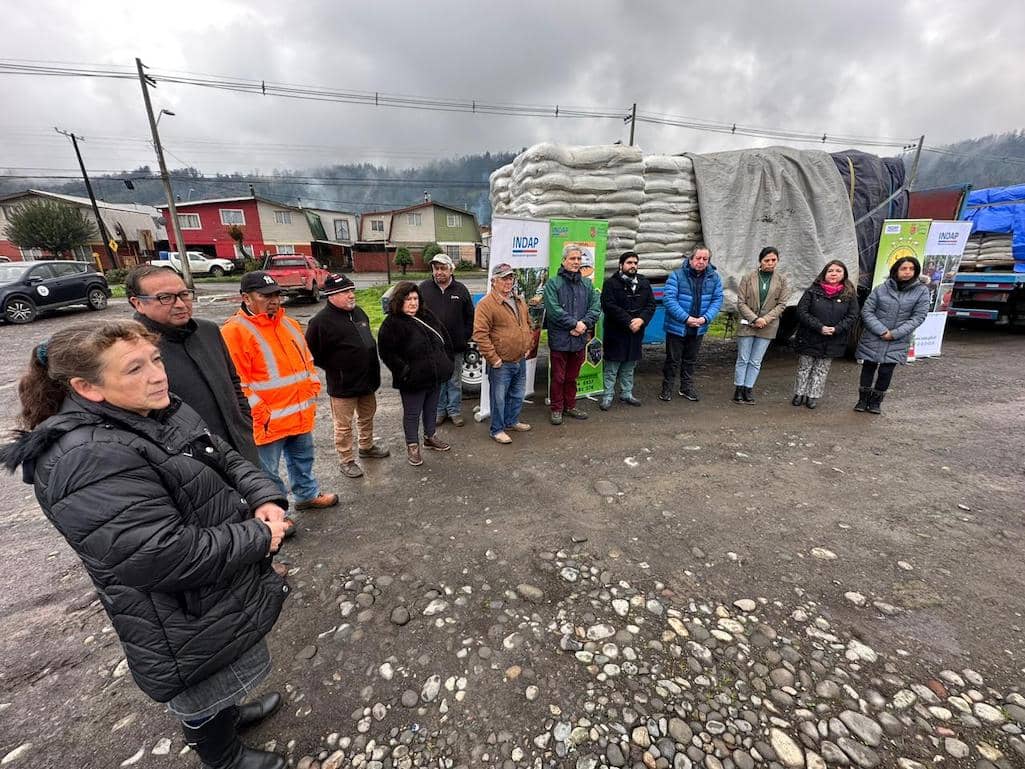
[149,251,236,278]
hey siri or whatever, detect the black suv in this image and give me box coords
[0,260,111,324]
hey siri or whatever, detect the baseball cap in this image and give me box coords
[430,253,454,267]
[492,263,515,277]
[239,271,282,294]
[323,273,356,295]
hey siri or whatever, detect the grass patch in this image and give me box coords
[110,285,126,298]
[356,286,389,334]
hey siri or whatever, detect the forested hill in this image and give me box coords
[913,131,1025,190]
[2,132,1024,224]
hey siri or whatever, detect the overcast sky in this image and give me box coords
[1,0,1021,179]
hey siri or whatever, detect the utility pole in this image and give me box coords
[628,103,637,146]
[136,57,193,288]
[55,128,118,268]
[906,134,925,192]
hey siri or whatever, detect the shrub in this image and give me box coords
[104,267,129,285]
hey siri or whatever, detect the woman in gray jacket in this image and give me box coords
[855,256,930,414]
[733,246,790,403]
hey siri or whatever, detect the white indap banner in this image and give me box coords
[475,216,550,421]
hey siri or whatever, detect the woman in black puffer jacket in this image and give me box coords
[791,260,860,409]
[377,281,455,467]
[0,320,291,769]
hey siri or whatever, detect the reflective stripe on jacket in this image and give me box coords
[221,308,320,445]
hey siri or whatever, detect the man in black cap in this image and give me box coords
[306,274,390,478]
[599,251,656,410]
[418,253,474,427]
[222,271,338,517]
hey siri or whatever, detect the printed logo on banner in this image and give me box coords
[937,231,961,245]
[511,236,540,255]
[884,224,901,234]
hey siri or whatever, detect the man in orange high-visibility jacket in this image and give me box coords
[222,271,338,523]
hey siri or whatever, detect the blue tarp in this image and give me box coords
[961,184,1025,272]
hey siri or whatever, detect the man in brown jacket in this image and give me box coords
[472,263,534,444]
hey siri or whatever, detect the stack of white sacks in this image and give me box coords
[959,233,1015,270]
[490,143,704,278]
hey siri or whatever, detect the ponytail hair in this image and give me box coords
[17,320,158,429]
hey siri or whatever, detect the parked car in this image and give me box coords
[0,260,111,324]
[264,254,330,301]
[149,251,236,277]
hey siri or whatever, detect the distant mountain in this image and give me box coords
[3,133,1023,222]
[912,131,1025,190]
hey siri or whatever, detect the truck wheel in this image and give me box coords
[309,283,321,303]
[209,266,225,278]
[461,342,483,395]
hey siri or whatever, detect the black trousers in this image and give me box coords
[860,361,896,391]
[662,332,703,391]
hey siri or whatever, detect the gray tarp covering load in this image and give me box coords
[687,146,860,310]
[830,150,908,289]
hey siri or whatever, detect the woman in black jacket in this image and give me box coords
[0,320,290,769]
[377,281,456,466]
[791,260,860,408]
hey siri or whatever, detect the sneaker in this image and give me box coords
[678,388,701,401]
[620,395,642,407]
[550,411,564,425]
[492,431,513,444]
[449,414,465,427]
[424,435,451,451]
[564,407,589,420]
[598,397,612,411]
[436,413,448,425]
[657,389,672,402]
[340,461,364,478]
[358,444,391,459]
[294,493,339,511]
[511,422,532,432]
[406,443,423,466]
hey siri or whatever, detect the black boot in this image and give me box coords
[853,387,871,412]
[866,389,885,415]
[741,387,755,404]
[658,382,673,402]
[805,397,819,409]
[237,692,282,732]
[182,707,285,769]
[791,394,806,407]
[732,386,744,403]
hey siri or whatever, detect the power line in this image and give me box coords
[0,58,919,150]
[921,145,1025,167]
[0,171,491,187]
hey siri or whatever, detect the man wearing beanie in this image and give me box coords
[306,274,390,478]
[599,252,656,410]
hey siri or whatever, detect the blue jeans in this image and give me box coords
[256,431,320,506]
[437,352,464,417]
[603,360,637,399]
[487,358,526,436]
[734,335,772,388]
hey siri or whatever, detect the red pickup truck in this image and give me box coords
[264,255,331,302]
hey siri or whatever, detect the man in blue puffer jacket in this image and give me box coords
[543,244,601,424]
[660,245,724,401]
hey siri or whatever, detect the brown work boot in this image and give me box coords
[407,443,423,466]
[340,461,364,478]
[511,422,531,432]
[449,414,465,427]
[358,444,391,459]
[424,435,451,452]
[294,493,339,511]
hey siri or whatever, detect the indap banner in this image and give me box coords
[476,216,550,421]
[912,220,973,358]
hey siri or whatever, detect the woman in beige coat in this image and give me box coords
[733,247,790,403]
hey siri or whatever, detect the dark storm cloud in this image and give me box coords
[1,0,1022,175]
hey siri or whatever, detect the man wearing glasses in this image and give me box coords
[127,264,258,464]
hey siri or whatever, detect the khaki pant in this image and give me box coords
[329,394,377,463]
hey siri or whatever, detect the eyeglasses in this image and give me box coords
[137,290,196,305]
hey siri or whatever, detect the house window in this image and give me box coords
[406,213,422,226]
[276,244,295,255]
[71,246,92,261]
[333,219,350,240]
[445,245,461,262]
[20,247,45,260]
[178,213,201,229]
[446,213,463,227]
[274,210,292,225]
[220,209,245,225]
[371,219,385,232]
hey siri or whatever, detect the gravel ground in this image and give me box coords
[0,300,1022,769]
